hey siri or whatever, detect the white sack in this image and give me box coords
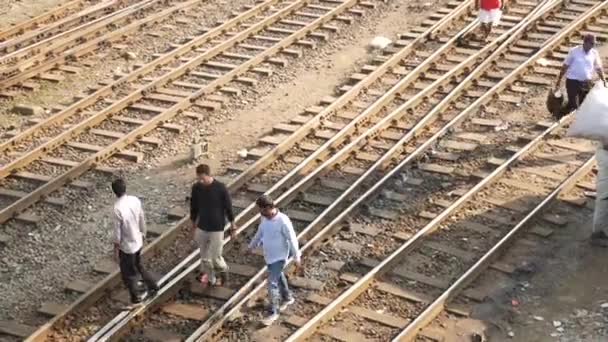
[567,82,608,141]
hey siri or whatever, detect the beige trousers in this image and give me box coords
[195,229,228,275]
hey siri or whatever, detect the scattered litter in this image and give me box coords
[533,316,544,321]
[369,36,392,50]
[537,58,550,66]
[237,149,248,158]
[557,327,564,333]
[551,332,561,337]
[600,302,608,309]
[507,331,514,338]
[574,309,588,317]
[375,309,385,314]
[553,321,562,327]
[494,122,510,132]
[511,299,520,307]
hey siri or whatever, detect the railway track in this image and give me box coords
[0,0,212,92]
[30,0,603,341]
[0,0,95,43]
[0,0,382,226]
[0,0,402,338]
[1,0,602,340]
[5,0,479,340]
[270,2,607,341]
[0,0,144,58]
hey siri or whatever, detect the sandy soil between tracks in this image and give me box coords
[0,0,444,327]
[443,215,608,342]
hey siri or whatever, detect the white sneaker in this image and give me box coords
[280,297,295,311]
[262,313,279,326]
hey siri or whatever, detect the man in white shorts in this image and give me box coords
[477,0,505,42]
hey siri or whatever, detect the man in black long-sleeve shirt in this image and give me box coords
[190,164,237,287]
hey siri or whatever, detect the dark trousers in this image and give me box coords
[564,78,592,114]
[119,249,158,303]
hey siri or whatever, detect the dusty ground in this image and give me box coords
[441,206,608,342]
[0,0,65,29]
[0,0,444,326]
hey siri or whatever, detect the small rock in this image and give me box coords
[13,103,44,116]
[369,36,392,50]
[471,333,484,342]
[121,51,137,60]
[237,149,248,158]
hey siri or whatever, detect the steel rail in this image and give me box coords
[0,0,333,193]
[391,127,595,341]
[0,0,286,152]
[23,5,467,340]
[90,10,487,341]
[218,0,474,196]
[0,0,202,88]
[0,0,130,56]
[284,1,607,340]
[0,0,156,67]
[188,2,568,340]
[0,0,466,220]
[0,0,88,41]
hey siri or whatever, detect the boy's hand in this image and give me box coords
[113,245,120,263]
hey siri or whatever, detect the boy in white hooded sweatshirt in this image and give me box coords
[248,195,301,325]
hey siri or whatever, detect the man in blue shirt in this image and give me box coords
[248,195,301,326]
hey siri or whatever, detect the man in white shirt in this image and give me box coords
[112,178,158,308]
[556,34,606,117]
[248,195,301,326]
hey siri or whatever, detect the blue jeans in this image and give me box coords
[267,260,292,315]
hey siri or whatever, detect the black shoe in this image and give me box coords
[218,272,229,285]
[148,285,159,297]
[590,231,608,247]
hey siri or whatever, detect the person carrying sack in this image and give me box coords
[555,33,606,117]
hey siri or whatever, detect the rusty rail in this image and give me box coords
[88,3,481,340]
[0,0,203,88]
[284,1,608,340]
[0,0,132,56]
[0,0,89,41]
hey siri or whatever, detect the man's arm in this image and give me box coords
[282,217,301,263]
[595,52,606,84]
[190,185,199,235]
[556,64,568,89]
[248,225,263,250]
[556,49,574,89]
[222,184,236,230]
[138,199,147,239]
[113,209,122,261]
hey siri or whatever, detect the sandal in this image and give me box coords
[198,273,210,287]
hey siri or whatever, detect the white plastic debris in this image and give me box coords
[237,149,248,158]
[494,122,510,132]
[553,321,562,327]
[537,58,550,66]
[533,316,544,321]
[369,36,392,50]
[507,331,515,338]
[600,302,608,308]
